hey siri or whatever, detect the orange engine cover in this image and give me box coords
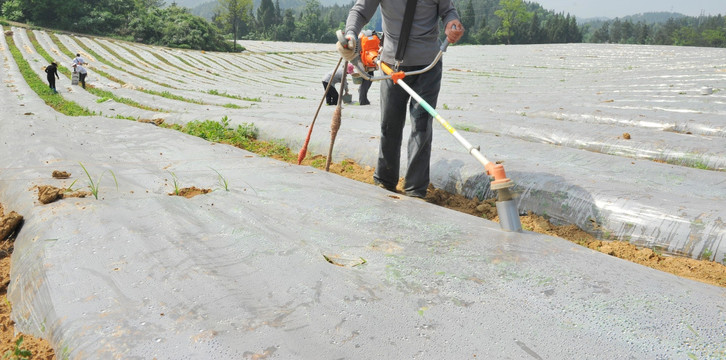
[359,32,380,71]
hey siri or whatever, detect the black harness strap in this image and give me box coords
[394,0,417,69]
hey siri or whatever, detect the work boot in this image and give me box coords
[375,181,397,193]
[405,191,426,199]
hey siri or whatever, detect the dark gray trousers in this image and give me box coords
[374,61,442,197]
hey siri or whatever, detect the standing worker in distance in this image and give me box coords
[72,53,85,72]
[45,62,59,93]
[76,63,88,89]
[338,0,464,198]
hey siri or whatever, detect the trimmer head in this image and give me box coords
[495,188,522,232]
[485,162,522,232]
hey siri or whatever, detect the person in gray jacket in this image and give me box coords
[322,63,354,105]
[337,0,464,198]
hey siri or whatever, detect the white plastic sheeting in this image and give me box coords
[9,25,726,260]
[230,41,726,262]
[2,27,726,358]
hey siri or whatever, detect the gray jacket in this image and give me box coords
[322,68,347,91]
[345,0,459,66]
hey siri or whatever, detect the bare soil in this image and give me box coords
[1,155,724,358]
[0,204,54,359]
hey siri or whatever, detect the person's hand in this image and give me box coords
[445,20,464,44]
[336,32,357,61]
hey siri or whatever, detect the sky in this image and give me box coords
[531,0,725,19]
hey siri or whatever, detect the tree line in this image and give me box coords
[1,0,723,51]
[213,0,583,45]
[584,14,726,47]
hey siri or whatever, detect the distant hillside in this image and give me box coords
[622,12,687,23]
[580,11,687,25]
[169,0,210,8]
[191,1,217,19]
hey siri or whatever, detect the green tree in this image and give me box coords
[76,0,136,34]
[273,8,296,41]
[634,22,649,44]
[293,0,329,43]
[591,21,609,43]
[672,26,699,46]
[653,18,679,45]
[494,0,532,44]
[461,0,476,43]
[218,0,252,51]
[127,5,231,51]
[257,0,276,35]
[701,28,725,47]
[608,18,622,43]
[473,16,493,44]
[1,0,24,21]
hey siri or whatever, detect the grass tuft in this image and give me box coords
[79,162,118,199]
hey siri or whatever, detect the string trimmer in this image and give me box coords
[337,30,522,232]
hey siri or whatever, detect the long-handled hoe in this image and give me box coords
[297,58,344,165]
[324,60,349,172]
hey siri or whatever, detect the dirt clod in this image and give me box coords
[36,185,90,204]
[51,170,70,179]
[138,118,165,126]
[169,187,212,198]
[0,210,22,242]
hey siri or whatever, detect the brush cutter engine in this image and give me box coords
[358,31,381,73]
[337,29,450,82]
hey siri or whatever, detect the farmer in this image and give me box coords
[337,0,464,198]
[76,63,88,89]
[71,53,85,72]
[322,63,354,106]
[44,62,59,93]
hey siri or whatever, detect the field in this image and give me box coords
[1,24,725,358]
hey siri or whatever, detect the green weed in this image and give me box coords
[172,54,194,68]
[692,161,709,170]
[64,179,79,192]
[112,114,136,121]
[210,168,229,191]
[311,158,325,168]
[87,87,164,112]
[79,162,118,199]
[180,116,258,147]
[3,336,32,360]
[169,171,180,195]
[207,89,242,100]
[142,89,207,105]
[341,160,354,172]
[701,248,713,261]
